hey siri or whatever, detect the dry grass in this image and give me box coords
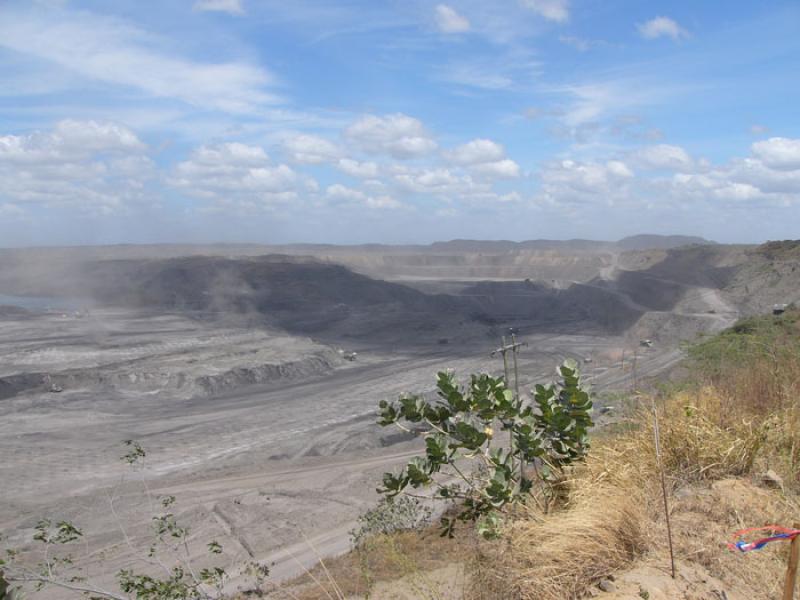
[645,388,763,482]
[264,527,472,600]
[470,310,800,599]
[469,482,647,599]
[666,478,800,598]
[685,310,800,488]
[468,419,654,599]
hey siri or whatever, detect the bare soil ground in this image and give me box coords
[0,313,697,597]
[3,238,774,598]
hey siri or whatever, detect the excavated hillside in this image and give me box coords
[0,235,710,292]
[0,254,659,344]
[76,256,472,343]
[308,250,612,283]
[616,242,800,312]
[1,239,797,351]
[4,241,794,407]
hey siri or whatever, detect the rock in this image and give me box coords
[759,469,784,490]
[598,579,616,593]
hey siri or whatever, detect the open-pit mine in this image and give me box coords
[2,236,798,596]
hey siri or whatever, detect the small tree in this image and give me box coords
[377,359,593,535]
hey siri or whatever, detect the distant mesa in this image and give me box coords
[615,234,714,251]
[429,234,714,253]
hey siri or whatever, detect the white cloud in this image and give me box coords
[0,8,276,113]
[193,0,244,15]
[395,168,462,192]
[365,195,404,209]
[283,134,341,164]
[345,113,437,159]
[637,144,693,171]
[497,191,522,203]
[435,4,470,33]
[388,163,521,205]
[326,183,404,210]
[52,119,145,154]
[181,142,269,168]
[750,124,770,136]
[438,50,542,91]
[549,76,687,131]
[665,147,800,204]
[336,158,380,179]
[0,119,144,164]
[637,16,689,41]
[326,183,366,201]
[540,159,634,197]
[471,159,521,178]
[751,138,800,171]
[557,83,635,126]
[714,182,762,201]
[718,158,800,196]
[519,0,569,23]
[536,138,800,212]
[170,142,316,205]
[390,164,501,200]
[606,160,634,178]
[670,172,769,203]
[443,138,520,179]
[0,120,152,213]
[445,139,506,165]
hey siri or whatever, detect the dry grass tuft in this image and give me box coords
[641,388,763,483]
[265,527,470,600]
[468,444,650,600]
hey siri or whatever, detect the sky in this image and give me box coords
[0,0,798,246]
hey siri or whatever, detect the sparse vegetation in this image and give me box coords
[276,308,800,599]
[0,442,269,600]
[349,497,432,547]
[7,302,800,599]
[757,240,800,261]
[467,308,800,599]
[376,360,593,535]
[270,528,469,600]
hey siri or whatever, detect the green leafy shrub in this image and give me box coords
[350,497,432,546]
[377,359,593,535]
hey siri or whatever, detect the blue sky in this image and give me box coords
[0,0,798,246]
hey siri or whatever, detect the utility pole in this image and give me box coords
[491,331,528,490]
[491,332,527,400]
